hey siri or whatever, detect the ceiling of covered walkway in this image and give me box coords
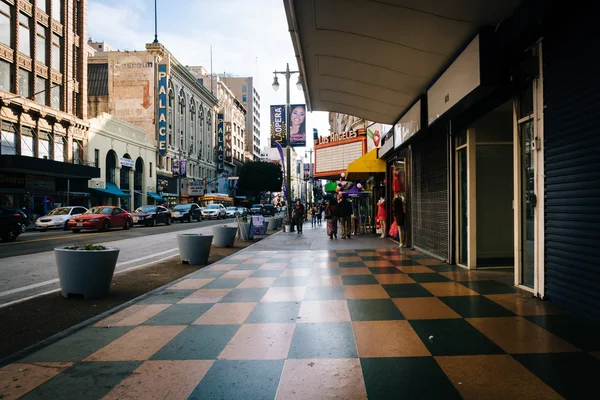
[284,0,523,125]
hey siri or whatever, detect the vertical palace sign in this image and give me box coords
[217,113,224,173]
[157,64,167,156]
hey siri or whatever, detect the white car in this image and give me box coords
[201,204,227,219]
[226,207,240,218]
[35,206,88,231]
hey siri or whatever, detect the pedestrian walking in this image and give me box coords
[393,193,406,247]
[337,195,353,239]
[324,199,339,239]
[311,204,318,228]
[293,200,305,234]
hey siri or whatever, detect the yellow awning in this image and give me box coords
[345,149,386,181]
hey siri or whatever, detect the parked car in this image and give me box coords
[35,206,88,232]
[262,204,276,216]
[171,203,202,222]
[132,205,171,227]
[0,205,25,242]
[201,204,227,219]
[236,207,248,217]
[226,206,240,218]
[250,204,264,215]
[68,206,133,233]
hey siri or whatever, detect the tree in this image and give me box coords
[238,162,283,199]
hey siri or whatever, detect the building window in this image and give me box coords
[72,91,79,115]
[37,0,47,13]
[39,132,50,159]
[72,140,81,164]
[0,59,11,91]
[0,1,12,47]
[72,44,78,80]
[18,68,30,98]
[51,33,61,71]
[21,128,35,157]
[94,148,99,167]
[54,135,64,161]
[51,0,61,22]
[242,84,246,93]
[36,23,47,64]
[1,122,16,155]
[198,108,204,158]
[18,12,31,56]
[73,0,80,34]
[242,95,247,102]
[35,76,47,104]
[190,101,195,153]
[51,84,61,109]
[179,92,185,149]
[168,89,173,146]
[149,162,152,177]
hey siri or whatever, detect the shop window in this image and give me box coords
[54,135,65,162]
[0,1,12,48]
[18,68,30,98]
[21,129,35,157]
[35,76,47,104]
[18,12,31,56]
[36,23,47,64]
[51,0,62,22]
[0,59,11,92]
[1,122,16,155]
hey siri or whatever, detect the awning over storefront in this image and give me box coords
[324,181,338,193]
[283,0,522,124]
[345,149,386,181]
[147,192,163,202]
[90,182,130,198]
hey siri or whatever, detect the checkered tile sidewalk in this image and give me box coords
[2,248,600,399]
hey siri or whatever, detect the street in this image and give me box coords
[0,218,237,307]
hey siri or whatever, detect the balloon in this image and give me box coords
[338,182,342,187]
[357,183,362,189]
[341,173,345,178]
[336,188,340,193]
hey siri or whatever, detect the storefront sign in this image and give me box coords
[25,175,56,195]
[217,113,224,173]
[0,173,25,189]
[270,105,287,147]
[157,64,168,156]
[428,35,481,125]
[394,99,421,148]
[315,130,359,146]
[189,182,204,196]
[120,157,135,168]
[378,132,395,158]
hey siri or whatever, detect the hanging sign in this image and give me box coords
[217,113,224,173]
[157,64,167,156]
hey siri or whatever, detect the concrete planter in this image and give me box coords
[54,246,120,299]
[266,217,278,230]
[276,217,283,228]
[177,234,213,265]
[212,225,237,247]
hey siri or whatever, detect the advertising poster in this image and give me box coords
[289,104,306,147]
[252,215,266,239]
[270,105,287,147]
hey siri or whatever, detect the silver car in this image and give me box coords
[226,207,240,218]
[35,206,88,232]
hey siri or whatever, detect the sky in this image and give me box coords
[87,0,330,157]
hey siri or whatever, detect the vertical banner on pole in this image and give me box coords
[217,113,224,173]
[289,104,306,147]
[275,141,287,200]
[270,105,287,147]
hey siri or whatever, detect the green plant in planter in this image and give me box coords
[65,243,107,250]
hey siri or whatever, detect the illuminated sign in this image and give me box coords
[217,113,224,173]
[315,128,364,146]
[157,64,167,156]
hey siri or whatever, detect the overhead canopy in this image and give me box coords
[284,0,522,124]
[147,192,163,202]
[90,182,130,198]
[345,149,386,181]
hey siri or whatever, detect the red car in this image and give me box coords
[68,206,133,233]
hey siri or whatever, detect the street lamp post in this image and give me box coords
[304,149,313,204]
[272,63,302,225]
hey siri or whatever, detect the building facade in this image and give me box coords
[0,0,100,218]
[87,41,219,205]
[87,113,157,210]
[221,76,261,161]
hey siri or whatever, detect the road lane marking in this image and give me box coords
[0,248,179,299]
[0,231,113,246]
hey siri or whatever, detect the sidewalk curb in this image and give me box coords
[0,228,279,367]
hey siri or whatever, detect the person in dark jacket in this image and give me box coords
[325,199,338,239]
[393,193,405,247]
[293,200,305,234]
[337,196,353,239]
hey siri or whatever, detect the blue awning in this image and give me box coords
[147,192,164,202]
[90,182,130,198]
